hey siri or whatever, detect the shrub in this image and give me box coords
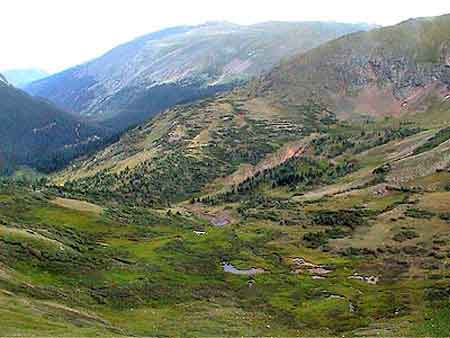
[312,210,366,229]
[393,229,419,242]
[405,208,435,219]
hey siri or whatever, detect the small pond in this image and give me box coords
[222,262,265,275]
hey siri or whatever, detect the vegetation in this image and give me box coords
[413,126,450,155]
[203,157,356,205]
[2,13,450,337]
[0,80,115,174]
[405,208,436,219]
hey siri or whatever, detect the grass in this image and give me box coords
[413,126,450,155]
[0,293,114,336]
[1,108,450,336]
[50,197,104,215]
[411,304,450,336]
[26,206,114,234]
[0,183,448,336]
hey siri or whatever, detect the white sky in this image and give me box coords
[1,0,449,73]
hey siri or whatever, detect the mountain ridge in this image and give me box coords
[252,14,450,119]
[25,21,374,131]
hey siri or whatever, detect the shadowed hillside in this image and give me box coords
[0,78,110,174]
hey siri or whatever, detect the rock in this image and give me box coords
[290,257,333,275]
[292,257,317,268]
[348,273,379,285]
[312,276,326,280]
[349,301,356,313]
[309,267,333,275]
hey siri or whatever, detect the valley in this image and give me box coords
[1,121,449,335]
[1,12,450,337]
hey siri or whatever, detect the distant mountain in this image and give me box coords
[26,21,374,131]
[0,75,109,174]
[55,15,450,206]
[3,68,50,88]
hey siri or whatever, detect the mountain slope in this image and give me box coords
[254,15,450,119]
[2,68,50,88]
[26,21,374,130]
[54,15,450,206]
[0,77,109,174]
[2,16,450,337]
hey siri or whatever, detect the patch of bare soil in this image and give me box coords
[51,197,104,215]
[184,204,234,227]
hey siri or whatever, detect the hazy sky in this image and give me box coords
[1,0,449,73]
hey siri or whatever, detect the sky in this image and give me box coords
[1,0,449,73]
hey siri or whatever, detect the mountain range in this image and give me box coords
[25,21,374,131]
[55,15,450,206]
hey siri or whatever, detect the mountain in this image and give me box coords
[54,14,450,206]
[2,16,450,337]
[25,21,374,131]
[254,14,450,119]
[3,68,50,88]
[0,76,109,174]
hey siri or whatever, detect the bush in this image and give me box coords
[393,229,419,242]
[312,210,366,229]
[303,227,350,248]
[404,208,435,219]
